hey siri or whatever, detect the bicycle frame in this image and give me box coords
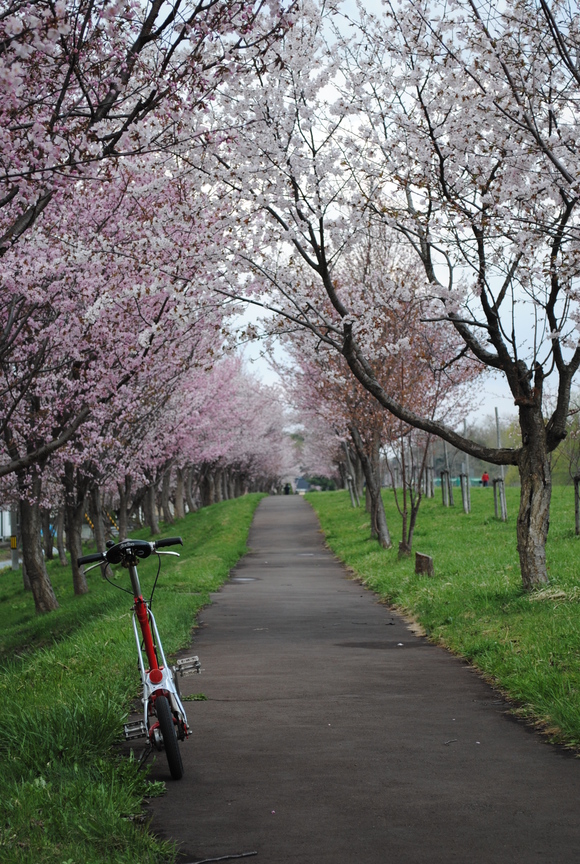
[128,559,191,739]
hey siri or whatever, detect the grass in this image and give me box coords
[0,494,265,864]
[306,485,580,749]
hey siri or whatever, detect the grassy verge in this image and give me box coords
[306,486,580,748]
[0,494,265,864]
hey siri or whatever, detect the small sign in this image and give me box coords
[10,535,17,549]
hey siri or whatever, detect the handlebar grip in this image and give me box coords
[155,537,183,549]
[78,552,106,566]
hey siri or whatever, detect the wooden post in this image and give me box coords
[500,479,507,522]
[575,476,580,536]
[415,552,434,576]
[440,470,449,506]
[424,465,434,498]
[493,478,507,522]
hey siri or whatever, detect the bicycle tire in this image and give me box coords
[155,694,184,780]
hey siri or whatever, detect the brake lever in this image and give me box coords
[156,551,180,557]
[82,561,106,573]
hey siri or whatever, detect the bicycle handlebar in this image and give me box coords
[78,552,106,566]
[77,536,183,567]
[155,537,183,549]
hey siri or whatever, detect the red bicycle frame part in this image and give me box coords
[134,595,159,670]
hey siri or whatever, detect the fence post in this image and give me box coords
[440,470,449,506]
[459,473,470,514]
[493,478,507,522]
[575,476,580,536]
[425,464,434,498]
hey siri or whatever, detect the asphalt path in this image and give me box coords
[148,495,580,864]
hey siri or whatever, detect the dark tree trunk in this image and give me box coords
[517,407,551,589]
[353,450,365,503]
[41,508,53,560]
[90,485,107,553]
[117,475,132,541]
[350,427,391,549]
[174,467,185,520]
[18,473,59,612]
[56,507,67,565]
[185,466,197,512]
[214,468,223,503]
[161,467,174,524]
[200,469,215,508]
[129,485,145,531]
[234,473,243,498]
[63,461,89,595]
[144,483,160,535]
[22,553,31,591]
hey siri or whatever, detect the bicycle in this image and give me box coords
[78,536,200,780]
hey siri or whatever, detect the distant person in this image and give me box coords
[481,471,489,487]
[284,483,291,495]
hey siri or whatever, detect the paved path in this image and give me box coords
[149,496,580,864]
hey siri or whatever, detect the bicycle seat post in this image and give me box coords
[128,561,142,599]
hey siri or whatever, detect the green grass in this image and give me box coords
[0,494,265,864]
[306,486,580,748]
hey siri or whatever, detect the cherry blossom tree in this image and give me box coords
[0,0,294,475]
[282,248,476,551]
[0,0,292,252]
[206,0,580,588]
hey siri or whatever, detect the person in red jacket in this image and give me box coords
[481,471,489,487]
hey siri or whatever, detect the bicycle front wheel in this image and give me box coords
[155,694,184,780]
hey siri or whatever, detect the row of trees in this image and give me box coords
[3,0,580,597]
[0,1,297,613]
[4,355,293,614]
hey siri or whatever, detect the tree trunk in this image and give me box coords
[21,553,31,591]
[174,467,185,520]
[144,483,160,535]
[200,470,215,508]
[234,473,243,498]
[161,467,174,524]
[18,473,59,612]
[63,462,88,595]
[41,508,53,560]
[185,467,197,512]
[350,427,391,549]
[214,468,223,503]
[117,475,132,541]
[365,484,372,514]
[129,485,145,531]
[90,485,107,553]
[56,507,68,565]
[517,408,551,589]
[353,450,365,503]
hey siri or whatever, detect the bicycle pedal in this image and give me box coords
[124,720,148,740]
[175,655,201,676]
